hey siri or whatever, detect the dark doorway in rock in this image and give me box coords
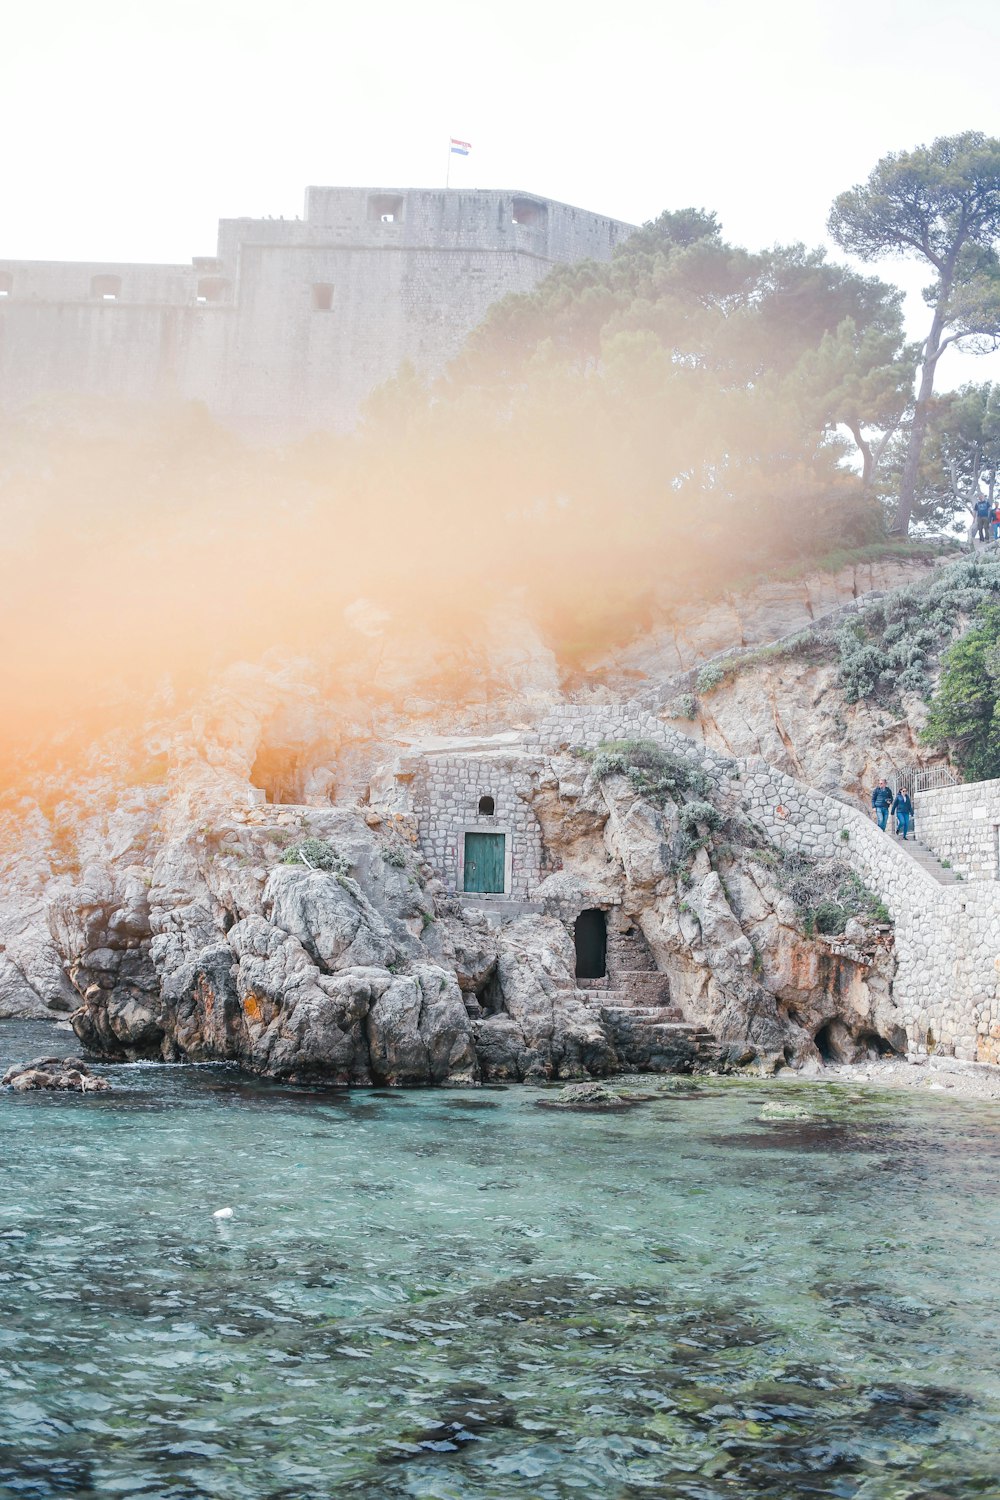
[250,745,303,805]
[575,909,607,979]
[478,794,495,815]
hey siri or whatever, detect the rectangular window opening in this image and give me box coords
[0,272,11,298]
[91,274,121,300]
[512,196,547,228]
[196,276,228,303]
[312,282,334,311]
[368,193,404,223]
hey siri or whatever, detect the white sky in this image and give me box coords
[4,0,1000,388]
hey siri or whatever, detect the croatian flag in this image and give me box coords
[450,138,471,156]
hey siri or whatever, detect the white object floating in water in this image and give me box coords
[213,1207,234,1219]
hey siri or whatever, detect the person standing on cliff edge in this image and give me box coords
[871,779,893,831]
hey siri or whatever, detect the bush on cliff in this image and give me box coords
[280,838,348,874]
[837,551,1000,703]
[589,740,710,805]
[921,603,1000,781]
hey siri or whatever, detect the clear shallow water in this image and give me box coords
[3,1021,1000,1499]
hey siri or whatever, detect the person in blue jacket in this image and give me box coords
[871,779,893,830]
[892,787,913,839]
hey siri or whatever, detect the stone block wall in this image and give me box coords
[408,751,545,900]
[915,780,1000,882]
[741,760,1000,1062]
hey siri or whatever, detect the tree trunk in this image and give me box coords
[895,295,951,535]
[847,420,874,488]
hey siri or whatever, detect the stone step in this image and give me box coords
[597,1005,685,1023]
[893,836,962,885]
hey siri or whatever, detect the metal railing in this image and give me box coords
[878,759,958,796]
[909,765,960,796]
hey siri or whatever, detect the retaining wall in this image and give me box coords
[915,779,1000,882]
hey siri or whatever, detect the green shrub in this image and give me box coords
[669,692,698,719]
[921,602,1000,780]
[696,661,725,694]
[679,799,722,834]
[813,899,848,935]
[281,838,347,873]
[589,739,710,806]
[837,551,1000,705]
[384,847,407,868]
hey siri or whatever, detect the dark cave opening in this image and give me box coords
[574,909,607,980]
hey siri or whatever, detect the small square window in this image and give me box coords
[312,283,334,311]
[0,272,11,298]
[91,274,121,300]
[196,276,228,303]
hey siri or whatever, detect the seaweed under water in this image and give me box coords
[2,1020,1000,1498]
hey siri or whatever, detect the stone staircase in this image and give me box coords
[574,924,719,1070]
[893,834,962,886]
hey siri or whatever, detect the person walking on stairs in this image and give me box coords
[871,779,893,831]
[892,786,913,840]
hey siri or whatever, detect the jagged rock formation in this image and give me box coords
[59,738,899,1082]
[0,551,947,1080]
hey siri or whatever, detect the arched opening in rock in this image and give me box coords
[250,745,307,805]
[478,794,495,816]
[856,1030,898,1059]
[814,1022,841,1063]
[575,909,607,980]
[473,971,504,1016]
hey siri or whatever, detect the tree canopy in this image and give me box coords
[352,206,909,648]
[830,131,1000,534]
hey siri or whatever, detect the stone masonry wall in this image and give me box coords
[409,751,544,900]
[915,779,1000,882]
[524,706,1000,1061]
[741,761,1000,1063]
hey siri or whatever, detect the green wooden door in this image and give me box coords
[464,832,505,893]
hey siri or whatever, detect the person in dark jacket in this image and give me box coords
[892,787,913,839]
[975,493,993,541]
[871,779,893,831]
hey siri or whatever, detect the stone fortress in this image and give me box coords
[0,186,633,441]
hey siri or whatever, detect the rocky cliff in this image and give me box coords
[0,551,943,1080]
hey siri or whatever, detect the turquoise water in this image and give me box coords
[3,1020,1000,1499]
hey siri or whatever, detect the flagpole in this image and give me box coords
[446,139,451,189]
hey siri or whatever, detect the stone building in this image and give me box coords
[0,186,633,441]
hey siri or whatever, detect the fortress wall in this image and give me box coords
[0,186,632,437]
[0,259,198,304]
[914,779,1000,882]
[0,298,235,412]
[217,240,551,438]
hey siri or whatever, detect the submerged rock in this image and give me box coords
[534,1081,656,1111]
[2,1055,110,1093]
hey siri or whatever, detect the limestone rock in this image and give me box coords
[2,1056,110,1092]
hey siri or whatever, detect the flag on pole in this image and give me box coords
[450,138,471,156]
